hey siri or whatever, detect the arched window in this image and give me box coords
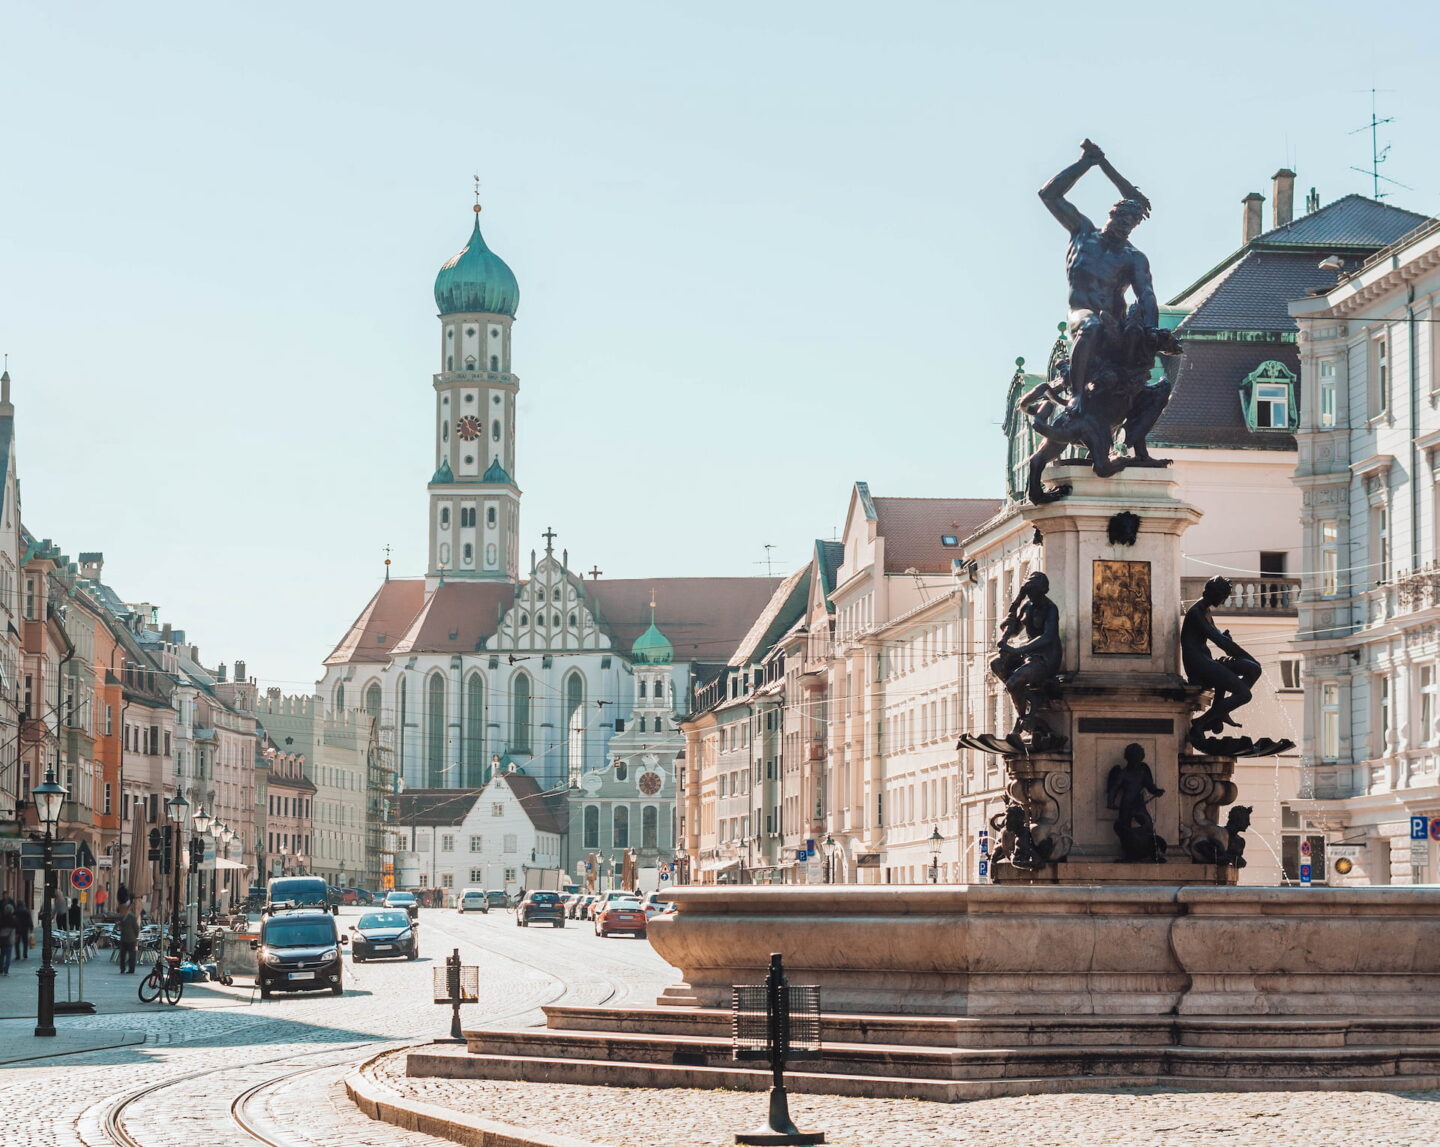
[426,673,446,787]
[464,673,486,786]
[583,805,599,849]
[489,355,499,370]
[613,805,629,848]
[638,680,647,700]
[462,543,473,564]
[492,420,501,441]
[440,507,450,528]
[642,805,658,849]
[334,683,346,711]
[364,682,382,720]
[615,760,628,782]
[511,672,531,753]
[397,677,408,775]
[564,672,585,785]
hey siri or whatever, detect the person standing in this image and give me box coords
[13,900,32,961]
[0,901,15,975]
[117,903,140,974]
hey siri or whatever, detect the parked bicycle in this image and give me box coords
[137,952,184,1005]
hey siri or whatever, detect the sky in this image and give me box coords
[3,0,1440,690]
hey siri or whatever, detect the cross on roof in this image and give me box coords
[542,527,557,554]
[588,566,603,580]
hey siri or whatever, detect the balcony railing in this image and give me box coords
[1181,577,1299,616]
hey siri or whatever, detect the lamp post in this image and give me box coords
[928,825,943,884]
[32,767,68,1038]
[823,833,836,885]
[191,806,213,925]
[217,823,234,911]
[165,789,189,955]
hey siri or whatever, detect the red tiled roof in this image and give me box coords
[390,581,517,655]
[498,771,568,835]
[585,577,782,664]
[324,579,428,666]
[871,497,1002,573]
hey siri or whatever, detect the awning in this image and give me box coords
[211,858,249,870]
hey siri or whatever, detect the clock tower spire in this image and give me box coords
[427,198,522,584]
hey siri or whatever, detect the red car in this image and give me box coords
[594,898,647,938]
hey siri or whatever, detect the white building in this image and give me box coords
[1291,208,1440,884]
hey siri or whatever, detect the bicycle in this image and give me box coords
[137,952,184,1005]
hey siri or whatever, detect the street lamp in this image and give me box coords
[822,833,836,885]
[32,767,68,1037]
[165,789,188,955]
[928,825,943,884]
[191,807,214,924]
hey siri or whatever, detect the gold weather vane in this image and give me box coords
[473,174,482,213]
[383,543,392,582]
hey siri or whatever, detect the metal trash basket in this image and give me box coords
[432,963,479,1005]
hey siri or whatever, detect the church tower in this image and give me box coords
[427,200,522,584]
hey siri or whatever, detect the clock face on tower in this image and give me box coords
[456,415,482,441]
[638,771,662,795]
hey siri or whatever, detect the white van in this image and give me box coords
[458,888,489,914]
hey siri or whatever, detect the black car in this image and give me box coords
[349,909,419,961]
[253,909,348,998]
[516,890,565,928]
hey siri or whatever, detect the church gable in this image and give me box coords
[486,546,612,653]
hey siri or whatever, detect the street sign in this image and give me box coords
[76,841,96,868]
[70,867,94,891]
[1430,820,1440,842]
[659,871,670,881]
[1299,863,1312,886]
[1299,840,1312,857]
[1412,816,1430,841]
[1328,845,1361,860]
[21,853,76,872]
[1412,840,1430,865]
[794,850,807,863]
[20,841,76,859]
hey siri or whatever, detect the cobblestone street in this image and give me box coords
[3,907,1440,1147]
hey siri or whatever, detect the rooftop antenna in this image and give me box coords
[754,544,778,577]
[1349,89,1411,199]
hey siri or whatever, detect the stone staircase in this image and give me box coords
[403,1005,1440,1101]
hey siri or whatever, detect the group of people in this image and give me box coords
[0,900,35,974]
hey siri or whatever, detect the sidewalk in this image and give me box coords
[0,948,255,1019]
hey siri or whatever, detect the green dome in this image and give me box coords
[631,620,673,665]
[434,213,520,317]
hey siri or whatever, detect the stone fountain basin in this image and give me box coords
[647,885,1440,1018]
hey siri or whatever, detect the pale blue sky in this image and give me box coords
[3,1,1438,689]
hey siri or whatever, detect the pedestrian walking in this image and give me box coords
[14,901,32,961]
[66,897,81,931]
[0,900,15,975]
[117,903,140,974]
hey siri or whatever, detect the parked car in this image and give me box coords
[458,889,488,914]
[335,887,361,906]
[516,890,565,928]
[590,891,634,920]
[353,888,377,906]
[567,895,591,919]
[349,909,419,962]
[640,892,672,919]
[383,890,419,920]
[485,890,509,911]
[594,898,647,938]
[252,908,348,997]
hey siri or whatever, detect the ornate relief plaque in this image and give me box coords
[1092,560,1152,655]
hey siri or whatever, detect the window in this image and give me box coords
[511,672,531,752]
[426,672,446,787]
[492,419,501,442]
[1318,359,1337,428]
[1255,383,1290,428]
[441,834,454,852]
[1422,664,1438,746]
[1320,521,1339,597]
[940,534,959,547]
[440,507,450,528]
[565,671,585,785]
[615,761,627,782]
[1240,360,1296,431]
[642,805,658,849]
[583,805,599,849]
[1279,657,1302,691]
[487,506,496,526]
[490,355,499,370]
[1375,505,1391,585]
[1370,333,1389,419]
[441,873,453,889]
[460,507,476,528]
[1377,675,1393,756]
[504,868,516,883]
[103,783,112,816]
[470,867,485,883]
[613,806,629,848]
[464,674,486,786]
[492,802,504,817]
[503,834,517,853]
[1282,833,1327,885]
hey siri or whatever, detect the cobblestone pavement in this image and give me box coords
[370,1064,1440,1147]
[0,905,674,1147]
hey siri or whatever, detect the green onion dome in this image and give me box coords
[434,209,519,317]
[631,618,674,666]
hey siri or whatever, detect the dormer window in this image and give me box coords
[1239,360,1298,432]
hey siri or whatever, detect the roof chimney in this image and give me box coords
[1272,169,1296,228]
[1242,192,1265,245]
[234,659,246,683]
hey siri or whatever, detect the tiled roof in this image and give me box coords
[1180,251,1345,333]
[871,498,1002,572]
[393,788,483,827]
[497,771,567,835]
[1151,341,1298,450]
[814,540,844,611]
[586,577,781,665]
[1251,194,1428,249]
[728,566,810,667]
[324,579,428,666]
[390,581,516,655]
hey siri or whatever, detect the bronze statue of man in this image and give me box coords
[1106,742,1165,861]
[1039,139,1159,404]
[1182,576,1262,736]
[991,571,1061,734]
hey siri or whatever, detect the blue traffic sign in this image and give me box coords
[1299,863,1312,886]
[1412,816,1430,841]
